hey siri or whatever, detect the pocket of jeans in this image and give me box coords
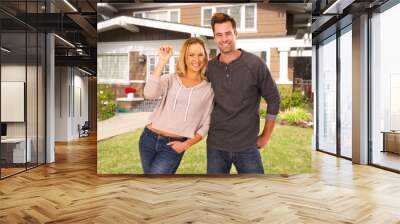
[164,143,182,155]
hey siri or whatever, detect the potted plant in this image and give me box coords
[124,87,136,99]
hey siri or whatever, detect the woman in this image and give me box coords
[139,37,214,174]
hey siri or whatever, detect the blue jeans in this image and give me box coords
[207,146,264,174]
[139,127,187,174]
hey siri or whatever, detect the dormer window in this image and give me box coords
[202,4,256,32]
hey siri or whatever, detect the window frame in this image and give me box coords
[133,9,181,23]
[97,53,130,84]
[146,55,177,81]
[201,3,257,32]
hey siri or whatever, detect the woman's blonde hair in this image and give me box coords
[175,37,208,80]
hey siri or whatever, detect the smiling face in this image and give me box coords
[176,37,208,79]
[185,43,206,74]
[213,21,237,54]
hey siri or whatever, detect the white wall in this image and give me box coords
[55,67,69,141]
[1,65,30,137]
[1,65,26,141]
[1,65,26,81]
[55,67,89,141]
[72,73,89,138]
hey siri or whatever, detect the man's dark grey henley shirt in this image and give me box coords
[206,49,281,152]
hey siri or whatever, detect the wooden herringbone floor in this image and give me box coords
[1,135,400,224]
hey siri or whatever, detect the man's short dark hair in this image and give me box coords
[210,13,237,34]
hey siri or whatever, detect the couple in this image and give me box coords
[139,13,280,175]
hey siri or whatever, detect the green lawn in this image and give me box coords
[97,124,312,174]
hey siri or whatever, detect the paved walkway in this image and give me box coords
[97,112,151,141]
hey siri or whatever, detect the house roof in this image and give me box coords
[98,16,214,37]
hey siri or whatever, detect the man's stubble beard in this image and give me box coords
[220,44,236,55]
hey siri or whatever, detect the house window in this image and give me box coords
[170,11,179,23]
[134,9,180,23]
[148,56,156,79]
[164,60,170,75]
[147,55,176,80]
[216,7,229,14]
[228,6,241,27]
[134,12,143,18]
[98,54,129,84]
[173,56,179,69]
[202,4,257,32]
[245,5,255,29]
[203,8,212,26]
[146,11,168,21]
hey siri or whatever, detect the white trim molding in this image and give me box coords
[236,36,311,49]
[266,48,271,70]
[129,80,146,84]
[133,8,181,23]
[97,79,130,85]
[289,49,312,57]
[118,3,193,10]
[98,16,213,37]
[277,47,292,85]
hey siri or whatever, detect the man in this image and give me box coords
[206,13,281,174]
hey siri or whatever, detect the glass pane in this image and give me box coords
[371,3,400,171]
[27,31,38,169]
[216,7,228,14]
[148,56,156,80]
[340,28,352,158]
[203,9,212,26]
[26,0,40,168]
[38,33,45,164]
[98,55,128,83]
[163,62,169,75]
[1,31,27,177]
[245,5,255,29]
[147,55,173,78]
[230,6,241,29]
[172,56,179,73]
[317,36,337,154]
[146,11,168,22]
[170,11,178,23]
[391,77,400,125]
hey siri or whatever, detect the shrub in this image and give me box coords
[278,107,312,127]
[278,86,309,111]
[97,85,117,121]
